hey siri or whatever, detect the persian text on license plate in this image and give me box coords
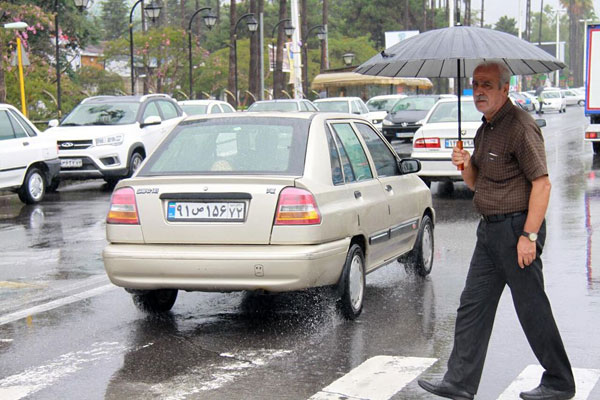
[60,158,82,168]
[445,139,474,148]
[167,201,246,222]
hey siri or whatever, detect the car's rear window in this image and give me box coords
[315,101,350,113]
[247,102,298,112]
[427,101,482,123]
[139,117,310,176]
[391,97,436,112]
[181,104,208,115]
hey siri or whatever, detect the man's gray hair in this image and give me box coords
[475,61,511,88]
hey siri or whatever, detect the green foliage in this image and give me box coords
[100,0,129,40]
[495,16,518,36]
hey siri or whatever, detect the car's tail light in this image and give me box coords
[274,187,321,225]
[587,131,599,139]
[107,187,139,224]
[414,138,441,148]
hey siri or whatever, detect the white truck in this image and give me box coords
[584,23,600,153]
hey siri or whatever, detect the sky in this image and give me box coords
[482,0,600,27]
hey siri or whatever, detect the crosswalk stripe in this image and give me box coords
[309,356,437,400]
[497,364,600,400]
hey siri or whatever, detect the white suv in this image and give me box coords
[45,94,184,185]
[0,103,60,203]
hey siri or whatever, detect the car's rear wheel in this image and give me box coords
[400,215,434,277]
[18,168,46,204]
[593,142,600,154]
[337,244,365,320]
[132,289,178,312]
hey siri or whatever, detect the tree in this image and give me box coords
[100,0,128,40]
[495,16,518,36]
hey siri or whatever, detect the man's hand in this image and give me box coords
[517,236,537,268]
[452,146,471,169]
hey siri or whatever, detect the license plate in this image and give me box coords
[445,139,474,148]
[60,158,82,168]
[167,201,246,222]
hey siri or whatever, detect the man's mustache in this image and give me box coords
[475,95,488,102]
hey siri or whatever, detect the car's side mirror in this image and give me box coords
[48,119,59,128]
[399,158,421,174]
[535,119,546,128]
[140,115,162,128]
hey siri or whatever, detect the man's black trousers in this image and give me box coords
[443,213,575,394]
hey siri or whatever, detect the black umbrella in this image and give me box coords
[355,24,565,168]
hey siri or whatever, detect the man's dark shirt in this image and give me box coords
[471,99,548,215]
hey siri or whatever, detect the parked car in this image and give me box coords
[509,92,535,112]
[246,99,319,112]
[45,94,185,186]
[314,97,370,119]
[103,112,435,319]
[539,90,567,113]
[381,94,456,143]
[366,94,407,130]
[561,89,584,106]
[178,99,236,115]
[410,97,482,187]
[0,103,60,203]
[520,91,541,113]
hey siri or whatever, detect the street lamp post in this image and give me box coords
[188,7,216,99]
[270,19,295,98]
[129,0,162,95]
[54,0,90,117]
[233,13,258,108]
[3,22,28,116]
[342,52,355,67]
[302,25,326,97]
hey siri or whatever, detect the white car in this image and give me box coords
[246,99,319,112]
[561,89,584,106]
[539,90,567,113]
[410,97,482,187]
[366,94,407,130]
[0,103,60,203]
[314,97,371,119]
[178,99,235,115]
[45,94,185,185]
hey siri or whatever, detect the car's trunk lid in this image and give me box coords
[129,176,296,244]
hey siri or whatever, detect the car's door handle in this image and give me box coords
[385,184,393,192]
[354,190,362,199]
[22,141,30,146]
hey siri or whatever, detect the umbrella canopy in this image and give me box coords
[355,25,566,78]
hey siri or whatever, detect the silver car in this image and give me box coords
[103,112,434,319]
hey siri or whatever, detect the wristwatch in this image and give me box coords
[521,231,538,242]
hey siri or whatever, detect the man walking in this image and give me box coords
[417,61,575,400]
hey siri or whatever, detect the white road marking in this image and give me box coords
[497,364,600,400]
[309,356,437,400]
[0,342,127,400]
[0,284,117,326]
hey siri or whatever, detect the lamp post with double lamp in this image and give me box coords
[233,13,258,108]
[301,25,326,97]
[129,0,162,95]
[270,19,295,97]
[3,21,28,116]
[54,0,90,117]
[188,7,217,99]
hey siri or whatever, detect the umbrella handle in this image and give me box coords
[456,140,464,171]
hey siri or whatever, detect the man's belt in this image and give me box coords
[481,211,527,223]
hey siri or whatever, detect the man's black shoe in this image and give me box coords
[519,384,575,400]
[417,379,474,400]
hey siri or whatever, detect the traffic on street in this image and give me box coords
[0,107,599,399]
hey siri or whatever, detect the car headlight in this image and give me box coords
[96,134,124,146]
[382,119,393,126]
